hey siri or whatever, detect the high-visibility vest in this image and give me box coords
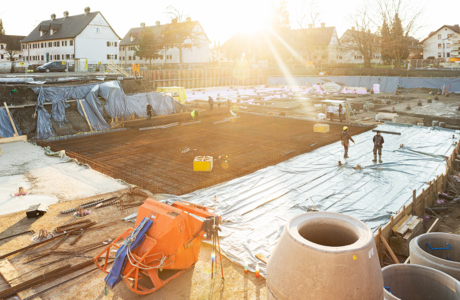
[191,110,195,118]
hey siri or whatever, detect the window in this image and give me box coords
[447,52,450,57]
[447,43,451,48]
[70,40,74,46]
[114,42,117,47]
[354,55,363,60]
[337,55,342,60]
[71,54,75,58]
[41,55,44,60]
[0,55,3,59]
[41,43,44,48]
[438,44,441,49]
[160,55,163,60]
[48,42,52,47]
[438,34,441,39]
[107,41,110,47]
[438,52,441,58]
[66,54,70,59]
[115,54,117,59]
[96,28,100,33]
[448,34,454,38]
[128,56,132,61]
[62,41,67,46]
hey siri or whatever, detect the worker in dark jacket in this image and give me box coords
[341,126,355,158]
[146,104,153,119]
[208,96,214,111]
[372,131,384,163]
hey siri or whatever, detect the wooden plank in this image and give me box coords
[396,215,417,236]
[0,135,27,144]
[427,218,440,233]
[3,102,19,137]
[407,218,422,232]
[392,215,408,234]
[78,99,93,132]
[379,234,399,264]
[0,258,43,300]
[255,253,268,264]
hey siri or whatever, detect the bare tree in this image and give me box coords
[372,0,424,36]
[165,5,189,23]
[295,0,322,63]
[342,9,380,68]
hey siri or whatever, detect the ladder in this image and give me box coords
[106,60,132,77]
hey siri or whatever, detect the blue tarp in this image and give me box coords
[32,81,184,139]
[105,217,153,289]
[0,108,22,138]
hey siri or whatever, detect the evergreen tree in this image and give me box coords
[390,13,408,68]
[134,28,162,64]
[272,0,290,31]
[380,19,391,64]
[0,19,4,35]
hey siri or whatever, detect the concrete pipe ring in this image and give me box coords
[266,212,383,300]
[382,264,460,300]
[409,232,460,280]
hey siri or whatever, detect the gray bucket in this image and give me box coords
[382,264,460,300]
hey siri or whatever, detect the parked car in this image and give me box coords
[36,61,74,72]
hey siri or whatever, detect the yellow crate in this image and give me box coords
[194,156,213,172]
[314,124,330,133]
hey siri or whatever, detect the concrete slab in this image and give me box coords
[0,141,128,215]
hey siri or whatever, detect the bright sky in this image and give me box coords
[1,0,458,46]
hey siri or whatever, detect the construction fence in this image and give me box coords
[140,68,269,89]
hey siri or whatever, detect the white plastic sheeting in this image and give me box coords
[267,76,460,93]
[163,124,456,276]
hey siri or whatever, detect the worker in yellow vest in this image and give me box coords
[191,109,199,121]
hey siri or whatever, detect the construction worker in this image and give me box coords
[191,109,199,121]
[372,131,384,163]
[341,126,355,159]
[146,104,153,119]
[338,104,343,122]
[327,104,335,121]
[208,96,214,111]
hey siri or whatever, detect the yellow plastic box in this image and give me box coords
[194,156,213,172]
[314,124,330,133]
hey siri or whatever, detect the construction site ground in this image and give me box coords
[0,192,266,300]
[41,110,371,196]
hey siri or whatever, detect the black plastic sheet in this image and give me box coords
[0,108,22,137]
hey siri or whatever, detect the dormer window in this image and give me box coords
[40,30,44,37]
[50,29,54,36]
[130,35,134,42]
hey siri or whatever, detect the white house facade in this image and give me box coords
[338,29,382,65]
[421,25,460,60]
[0,35,24,61]
[20,8,120,65]
[119,18,210,65]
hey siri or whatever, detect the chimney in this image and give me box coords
[172,18,178,24]
[186,17,191,22]
[308,24,313,29]
[155,21,160,26]
[455,24,459,31]
[84,7,90,14]
[51,14,56,20]
[140,22,145,27]
[63,11,69,18]
[321,23,325,28]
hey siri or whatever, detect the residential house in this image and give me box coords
[216,23,340,65]
[20,7,121,65]
[119,18,210,65]
[339,28,382,64]
[448,33,460,59]
[0,34,25,61]
[421,24,460,60]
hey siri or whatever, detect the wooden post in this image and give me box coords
[412,190,416,215]
[380,234,399,264]
[78,100,93,132]
[3,102,19,137]
[377,227,382,264]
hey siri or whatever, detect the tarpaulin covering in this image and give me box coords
[267,76,460,93]
[162,123,456,277]
[32,81,184,138]
[0,108,22,137]
[105,217,153,289]
[100,81,183,118]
